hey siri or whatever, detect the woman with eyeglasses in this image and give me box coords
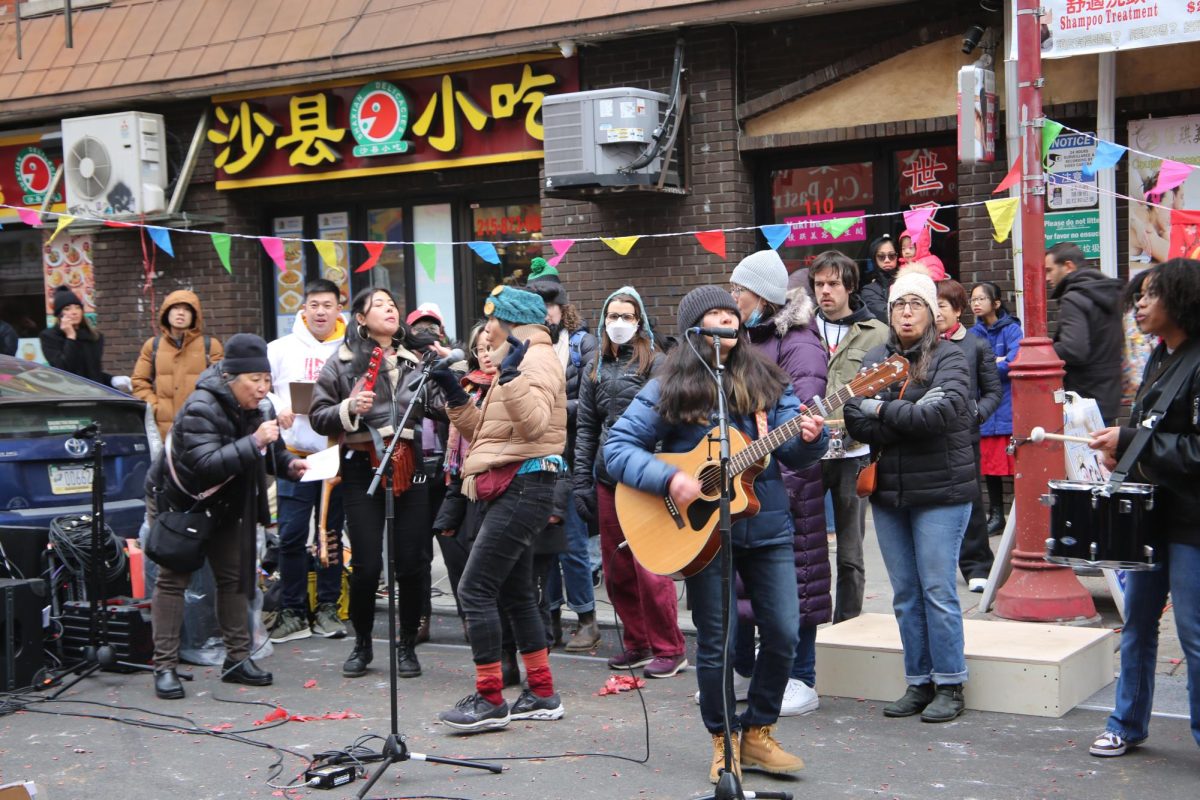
[860,235,902,323]
[844,266,976,723]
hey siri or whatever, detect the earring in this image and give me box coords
[357,324,371,341]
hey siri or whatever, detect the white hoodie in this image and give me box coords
[267,313,346,455]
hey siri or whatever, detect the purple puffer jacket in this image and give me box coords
[737,288,832,629]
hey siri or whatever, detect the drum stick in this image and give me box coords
[1029,426,1092,445]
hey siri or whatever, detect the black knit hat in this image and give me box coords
[221,333,271,375]
[525,257,569,306]
[677,285,740,334]
[53,287,83,317]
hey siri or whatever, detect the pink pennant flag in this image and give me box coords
[1147,159,1193,199]
[903,206,937,240]
[356,241,386,273]
[260,236,287,272]
[548,239,575,267]
[16,207,41,227]
[695,230,727,260]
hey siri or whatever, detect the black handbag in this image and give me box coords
[144,508,214,573]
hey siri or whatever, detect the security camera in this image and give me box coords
[962,25,986,54]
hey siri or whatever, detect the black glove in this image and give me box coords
[429,368,469,407]
[574,488,597,522]
[498,334,530,385]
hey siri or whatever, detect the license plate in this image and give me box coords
[49,464,93,495]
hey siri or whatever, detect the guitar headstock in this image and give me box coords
[850,354,909,397]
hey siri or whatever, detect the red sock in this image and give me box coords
[475,662,504,706]
[521,648,554,697]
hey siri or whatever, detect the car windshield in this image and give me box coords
[0,358,115,399]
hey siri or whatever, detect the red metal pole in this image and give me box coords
[993,0,1098,623]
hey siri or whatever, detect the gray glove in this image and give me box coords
[916,387,946,406]
[859,398,884,417]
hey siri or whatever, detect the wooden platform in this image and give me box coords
[815,613,1114,718]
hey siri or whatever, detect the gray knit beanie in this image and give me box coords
[730,250,788,305]
[677,285,740,334]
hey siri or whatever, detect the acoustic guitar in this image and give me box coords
[614,355,909,578]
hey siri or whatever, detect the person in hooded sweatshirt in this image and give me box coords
[1045,242,1125,424]
[132,290,224,440]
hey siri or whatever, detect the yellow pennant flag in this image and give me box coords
[985,197,1019,243]
[49,214,75,243]
[600,236,640,256]
[314,239,340,269]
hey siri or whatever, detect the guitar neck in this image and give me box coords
[728,384,855,475]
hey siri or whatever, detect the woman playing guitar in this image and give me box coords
[603,285,827,785]
[309,287,444,680]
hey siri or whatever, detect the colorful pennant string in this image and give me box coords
[356,241,385,273]
[314,239,340,269]
[548,238,575,267]
[260,236,286,272]
[49,214,75,244]
[984,197,1019,243]
[414,243,437,280]
[902,207,936,240]
[1041,120,1064,162]
[467,241,501,265]
[994,157,1022,194]
[211,233,232,273]
[17,207,42,227]
[601,236,640,256]
[819,216,860,240]
[148,227,174,258]
[760,224,791,250]
[1147,159,1193,198]
[695,230,726,259]
[1082,141,1126,179]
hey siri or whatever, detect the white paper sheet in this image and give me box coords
[299,443,341,482]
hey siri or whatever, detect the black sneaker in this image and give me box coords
[439,693,511,732]
[510,689,565,721]
[882,683,936,717]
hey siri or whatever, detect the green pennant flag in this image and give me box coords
[1041,119,1064,162]
[211,232,232,274]
[820,216,860,239]
[414,243,437,281]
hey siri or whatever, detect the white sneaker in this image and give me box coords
[968,578,987,593]
[694,671,752,704]
[779,678,819,717]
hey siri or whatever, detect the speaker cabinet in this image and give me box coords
[0,578,47,691]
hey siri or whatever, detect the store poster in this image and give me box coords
[273,216,305,336]
[43,234,95,328]
[1042,2,1200,59]
[1127,115,1200,271]
[316,212,351,304]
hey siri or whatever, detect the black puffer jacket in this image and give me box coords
[562,327,599,428]
[943,326,1002,442]
[859,267,895,324]
[40,325,112,386]
[1116,340,1200,546]
[1051,267,1125,421]
[844,340,979,508]
[575,346,663,491]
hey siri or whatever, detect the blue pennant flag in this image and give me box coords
[467,241,500,265]
[148,227,174,258]
[760,224,791,250]
[1082,140,1127,179]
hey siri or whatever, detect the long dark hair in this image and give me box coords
[656,330,791,425]
[346,287,435,376]
[887,299,941,384]
[594,292,655,380]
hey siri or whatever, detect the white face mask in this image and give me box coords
[605,320,638,345]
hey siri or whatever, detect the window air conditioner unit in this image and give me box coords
[61,111,168,218]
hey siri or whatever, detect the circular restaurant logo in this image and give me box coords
[350,81,411,157]
[15,146,60,204]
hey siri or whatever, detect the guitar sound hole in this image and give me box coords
[697,464,721,500]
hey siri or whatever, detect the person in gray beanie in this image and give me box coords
[730,250,789,309]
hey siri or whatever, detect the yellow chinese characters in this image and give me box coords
[412,75,490,153]
[276,93,347,167]
[490,64,557,140]
[208,102,278,175]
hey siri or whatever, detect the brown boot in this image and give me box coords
[564,611,600,652]
[740,724,804,775]
[709,731,741,784]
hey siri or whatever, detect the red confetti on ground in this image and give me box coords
[597,675,646,695]
[253,707,290,725]
[303,679,318,689]
[210,723,234,732]
[288,709,364,723]
[1170,658,1182,665]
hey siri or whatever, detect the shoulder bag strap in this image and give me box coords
[164,430,236,503]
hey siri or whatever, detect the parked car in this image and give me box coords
[0,355,158,542]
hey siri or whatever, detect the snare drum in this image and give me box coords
[1042,480,1162,571]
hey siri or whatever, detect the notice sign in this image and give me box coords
[783,211,867,248]
[1043,1,1200,59]
[1046,209,1101,258]
[1046,132,1097,210]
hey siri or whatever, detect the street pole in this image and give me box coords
[993,0,1098,623]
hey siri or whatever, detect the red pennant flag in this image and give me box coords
[695,230,726,260]
[356,241,386,273]
[103,220,137,228]
[994,156,1022,194]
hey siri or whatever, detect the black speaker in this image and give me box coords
[0,526,50,582]
[0,578,47,691]
[60,599,153,671]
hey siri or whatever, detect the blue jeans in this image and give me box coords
[687,542,799,734]
[1106,541,1200,748]
[872,502,971,686]
[547,500,596,614]
[732,614,817,686]
[276,478,344,612]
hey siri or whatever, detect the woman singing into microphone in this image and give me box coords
[310,287,443,680]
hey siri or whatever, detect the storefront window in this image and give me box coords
[468,202,541,321]
[770,163,875,272]
[366,207,406,298]
[0,229,47,357]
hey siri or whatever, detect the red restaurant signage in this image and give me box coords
[0,131,65,222]
[210,54,578,190]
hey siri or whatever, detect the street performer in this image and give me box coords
[604,285,828,784]
[309,288,444,680]
[1087,257,1200,758]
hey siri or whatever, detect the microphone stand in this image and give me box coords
[358,356,499,799]
[693,333,790,800]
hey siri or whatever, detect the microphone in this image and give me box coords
[688,326,739,339]
[258,398,275,421]
[409,348,465,390]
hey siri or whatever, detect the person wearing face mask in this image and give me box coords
[574,286,687,679]
[860,235,902,324]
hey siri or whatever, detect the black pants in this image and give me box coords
[459,471,556,664]
[340,450,431,637]
[958,441,995,581]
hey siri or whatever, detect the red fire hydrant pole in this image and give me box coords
[993,0,1098,623]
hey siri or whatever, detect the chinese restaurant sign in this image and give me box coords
[209,54,578,190]
[0,131,65,223]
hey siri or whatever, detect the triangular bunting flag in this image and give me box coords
[994,156,1022,194]
[820,216,860,240]
[261,236,286,272]
[103,220,136,228]
[1082,140,1126,179]
[314,240,340,269]
[1147,159,1193,199]
[760,224,791,250]
[548,238,575,267]
[468,241,501,265]
[211,233,232,274]
[902,207,936,239]
[355,242,385,273]
[601,236,640,256]
[148,227,175,258]
[414,243,437,281]
[49,215,75,243]
[695,230,726,259]
[16,207,41,227]
[984,197,1020,243]
[1041,120,1064,162]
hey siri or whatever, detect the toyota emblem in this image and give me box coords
[65,438,90,457]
